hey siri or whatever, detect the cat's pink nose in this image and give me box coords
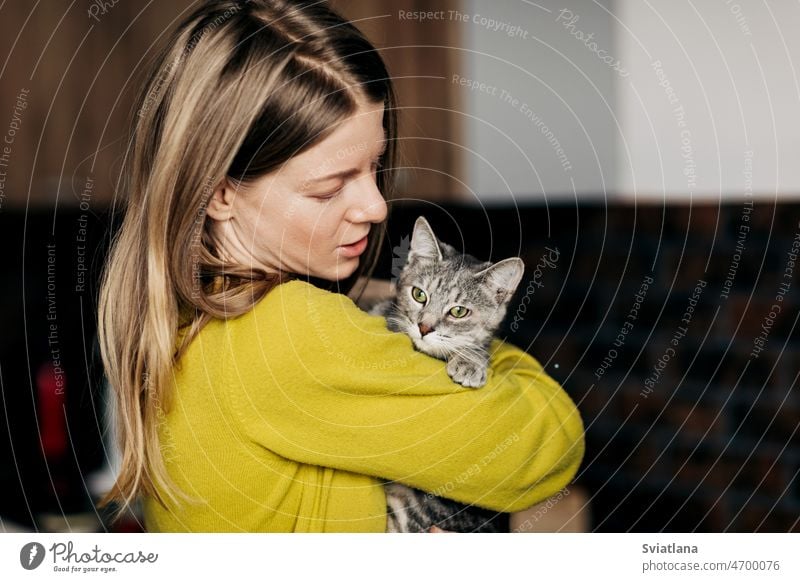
[418,323,434,336]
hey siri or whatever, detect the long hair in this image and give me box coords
[97,0,398,521]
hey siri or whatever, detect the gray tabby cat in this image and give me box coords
[369,216,525,532]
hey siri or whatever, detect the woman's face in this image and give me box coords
[207,99,388,281]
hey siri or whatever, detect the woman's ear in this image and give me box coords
[206,178,236,222]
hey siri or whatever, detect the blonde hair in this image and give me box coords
[97,0,397,521]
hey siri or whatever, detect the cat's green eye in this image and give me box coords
[449,306,470,318]
[411,286,427,304]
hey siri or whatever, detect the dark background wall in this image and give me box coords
[0,207,109,530]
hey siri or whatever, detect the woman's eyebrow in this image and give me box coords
[306,136,388,185]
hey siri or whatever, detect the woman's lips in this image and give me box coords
[338,235,368,258]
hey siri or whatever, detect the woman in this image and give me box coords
[97,0,585,532]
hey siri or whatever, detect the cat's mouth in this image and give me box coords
[411,334,449,358]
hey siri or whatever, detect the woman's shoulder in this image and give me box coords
[239,278,389,342]
[227,278,422,379]
[252,279,364,318]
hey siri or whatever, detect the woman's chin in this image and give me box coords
[316,259,359,282]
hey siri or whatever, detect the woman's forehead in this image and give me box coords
[283,102,386,176]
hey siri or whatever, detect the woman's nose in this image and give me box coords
[348,178,387,224]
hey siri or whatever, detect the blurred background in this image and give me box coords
[0,0,798,532]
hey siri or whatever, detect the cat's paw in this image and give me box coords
[446,357,488,388]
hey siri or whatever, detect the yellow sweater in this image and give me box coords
[143,279,585,532]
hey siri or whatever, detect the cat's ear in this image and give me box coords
[409,216,443,261]
[477,257,525,304]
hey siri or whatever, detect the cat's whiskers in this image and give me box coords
[447,343,487,368]
[447,336,487,356]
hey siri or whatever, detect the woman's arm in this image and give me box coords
[224,280,585,513]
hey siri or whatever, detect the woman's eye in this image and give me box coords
[370,157,383,172]
[449,306,470,318]
[411,286,427,304]
[315,189,342,201]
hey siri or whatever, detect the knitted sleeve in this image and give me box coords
[224,280,585,512]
